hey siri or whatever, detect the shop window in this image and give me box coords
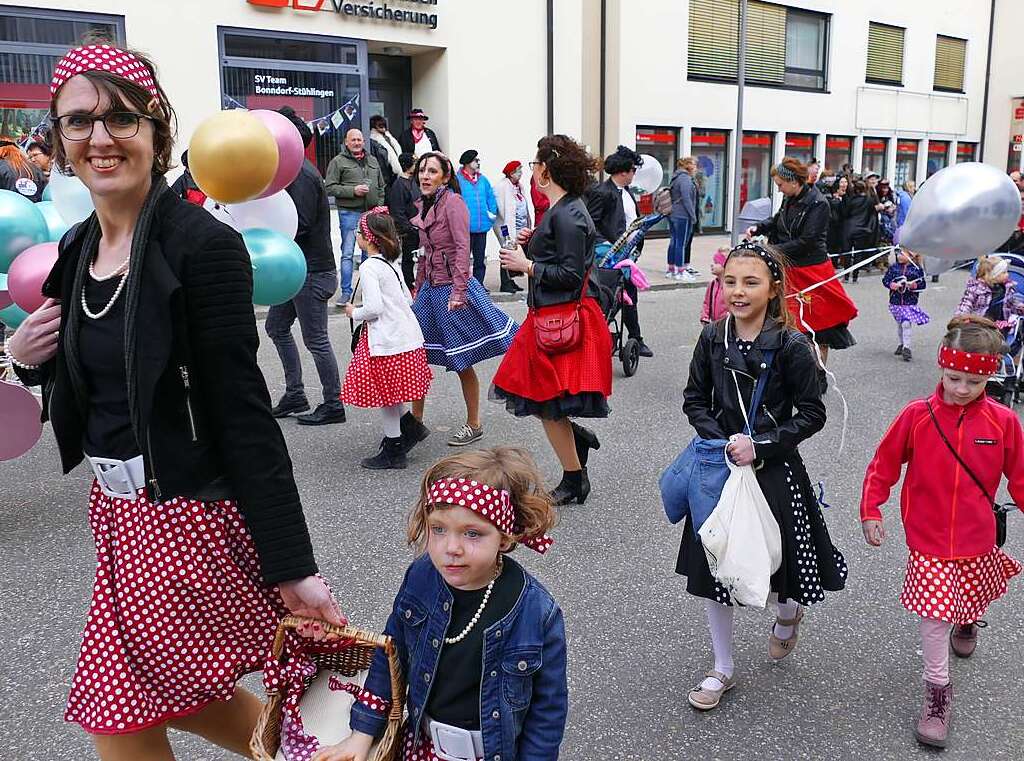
[927,140,950,177]
[223,33,357,65]
[866,22,904,86]
[691,128,730,231]
[824,135,853,176]
[895,140,918,185]
[862,137,889,178]
[635,127,678,235]
[785,133,815,165]
[0,8,123,143]
[741,131,773,208]
[955,143,977,163]
[687,0,828,92]
[933,35,966,93]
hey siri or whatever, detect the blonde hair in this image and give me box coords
[408,448,557,553]
[977,255,1007,286]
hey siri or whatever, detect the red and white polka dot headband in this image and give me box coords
[50,44,159,100]
[937,345,1001,376]
[359,206,390,250]
[427,477,554,554]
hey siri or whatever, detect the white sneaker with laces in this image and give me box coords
[447,424,484,447]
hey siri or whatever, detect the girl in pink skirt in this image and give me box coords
[343,208,433,470]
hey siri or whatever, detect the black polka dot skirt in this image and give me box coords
[675,453,848,606]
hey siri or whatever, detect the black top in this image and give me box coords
[397,126,441,155]
[426,560,525,729]
[754,184,831,266]
[841,195,880,249]
[584,177,629,244]
[286,160,335,273]
[388,175,421,241]
[526,195,598,307]
[79,273,139,459]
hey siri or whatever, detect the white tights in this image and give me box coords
[896,320,913,350]
[381,403,404,438]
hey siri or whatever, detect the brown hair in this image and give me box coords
[724,243,795,329]
[363,211,401,262]
[0,145,35,179]
[536,134,599,197]
[49,35,176,176]
[414,151,461,194]
[899,247,923,268]
[942,315,1006,355]
[408,448,557,553]
[770,156,809,185]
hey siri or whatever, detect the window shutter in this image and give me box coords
[688,0,739,81]
[866,22,904,85]
[934,35,966,92]
[744,1,786,84]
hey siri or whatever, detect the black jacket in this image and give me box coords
[683,319,826,463]
[841,194,880,249]
[368,138,396,189]
[585,177,628,244]
[753,184,830,266]
[388,174,421,243]
[20,189,317,583]
[286,159,335,273]
[397,126,441,155]
[826,195,846,254]
[526,195,598,308]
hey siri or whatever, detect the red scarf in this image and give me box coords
[460,167,479,185]
[411,127,426,143]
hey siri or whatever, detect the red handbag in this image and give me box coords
[534,270,590,355]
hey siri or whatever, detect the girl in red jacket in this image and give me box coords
[860,315,1024,749]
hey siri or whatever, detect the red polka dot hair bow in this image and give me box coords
[937,345,1001,376]
[427,478,554,554]
[50,45,159,100]
[358,206,390,250]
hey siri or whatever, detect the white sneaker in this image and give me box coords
[685,266,700,276]
[678,271,698,283]
[664,269,676,278]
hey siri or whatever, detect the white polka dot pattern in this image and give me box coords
[50,45,159,99]
[900,547,1021,624]
[63,481,287,734]
[427,478,553,554]
[340,329,432,408]
[937,345,1000,376]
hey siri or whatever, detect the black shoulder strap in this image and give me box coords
[925,401,998,509]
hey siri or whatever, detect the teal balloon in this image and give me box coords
[0,302,29,329]
[35,201,71,242]
[41,182,53,201]
[0,190,49,273]
[241,228,307,306]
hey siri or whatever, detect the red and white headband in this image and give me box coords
[359,206,390,250]
[937,345,1001,376]
[427,478,553,554]
[50,45,159,100]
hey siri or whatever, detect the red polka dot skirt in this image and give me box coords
[341,329,433,408]
[65,482,287,734]
[900,547,1021,624]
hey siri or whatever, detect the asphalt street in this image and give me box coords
[2,266,1023,760]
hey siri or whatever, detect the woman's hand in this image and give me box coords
[8,298,61,366]
[343,303,356,318]
[743,226,757,240]
[498,246,531,275]
[862,519,885,547]
[516,227,535,247]
[447,295,466,311]
[311,732,375,761]
[279,576,346,640]
[726,434,755,466]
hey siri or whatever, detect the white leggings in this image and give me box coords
[896,320,913,350]
[703,595,801,675]
[381,403,404,438]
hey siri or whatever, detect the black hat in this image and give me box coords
[459,149,478,166]
[408,108,429,121]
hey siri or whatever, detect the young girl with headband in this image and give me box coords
[678,241,847,711]
[342,207,433,470]
[861,315,1024,748]
[956,255,1015,320]
[313,447,567,761]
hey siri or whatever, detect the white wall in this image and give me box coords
[983,0,1024,170]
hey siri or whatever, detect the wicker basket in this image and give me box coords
[251,615,405,761]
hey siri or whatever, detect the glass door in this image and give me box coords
[824,135,853,177]
[927,141,950,177]
[740,131,773,208]
[635,126,678,236]
[895,140,918,185]
[785,132,815,165]
[862,137,889,177]
[691,128,729,232]
[955,143,976,163]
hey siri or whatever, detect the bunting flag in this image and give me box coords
[217,92,360,137]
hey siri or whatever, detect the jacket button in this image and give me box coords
[443,602,450,612]
[517,660,528,671]
[495,629,502,638]
[724,357,730,364]
[432,638,439,648]
[492,710,500,720]
[424,673,431,683]
[490,670,497,678]
[494,756,501,761]
[760,362,767,369]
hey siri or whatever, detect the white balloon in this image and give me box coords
[221,190,298,240]
[633,154,665,193]
[201,197,238,228]
[48,169,95,225]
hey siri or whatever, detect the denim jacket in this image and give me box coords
[350,555,568,761]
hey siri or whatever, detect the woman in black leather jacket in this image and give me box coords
[494,135,612,505]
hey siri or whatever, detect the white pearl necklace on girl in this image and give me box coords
[81,254,131,320]
[444,559,503,645]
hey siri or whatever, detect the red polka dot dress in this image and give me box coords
[900,547,1021,624]
[341,328,433,408]
[64,482,287,734]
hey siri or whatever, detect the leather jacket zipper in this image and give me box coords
[179,365,198,442]
[146,426,162,502]
[763,405,779,427]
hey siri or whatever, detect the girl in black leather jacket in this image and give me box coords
[677,242,847,712]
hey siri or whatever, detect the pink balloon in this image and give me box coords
[7,242,58,314]
[0,381,43,461]
[251,110,305,199]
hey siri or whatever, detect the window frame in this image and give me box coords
[783,7,828,91]
[933,34,967,94]
[865,21,905,87]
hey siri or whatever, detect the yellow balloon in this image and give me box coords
[189,111,279,204]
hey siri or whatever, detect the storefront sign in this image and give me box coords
[248,0,439,30]
[1011,98,1024,146]
[253,73,335,98]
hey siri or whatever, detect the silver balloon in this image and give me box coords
[900,162,1022,261]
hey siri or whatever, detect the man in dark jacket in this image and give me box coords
[169,150,206,206]
[388,151,421,289]
[368,134,395,191]
[585,145,653,357]
[397,108,441,156]
[265,106,345,426]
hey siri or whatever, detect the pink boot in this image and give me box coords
[915,680,953,748]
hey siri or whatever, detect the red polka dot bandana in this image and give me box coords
[937,345,1001,376]
[358,206,390,250]
[427,478,554,554]
[50,45,159,100]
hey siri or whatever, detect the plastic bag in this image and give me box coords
[697,455,782,608]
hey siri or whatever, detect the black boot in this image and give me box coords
[361,436,408,470]
[571,422,601,467]
[551,468,591,506]
[271,392,310,418]
[399,412,430,453]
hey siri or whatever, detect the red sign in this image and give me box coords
[692,131,727,146]
[786,135,813,148]
[248,0,330,8]
[636,131,676,145]
[742,134,772,147]
[1016,107,1024,120]
[929,142,949,154]
[957,143,975,156]
[863,139,886,151]
[1014,134,1023,144]
[248,0,291,6]
[826,137,851,149]
[897,142,917,152]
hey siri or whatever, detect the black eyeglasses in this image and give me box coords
[51,111,155,141]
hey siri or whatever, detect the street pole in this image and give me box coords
[730,0,748,246]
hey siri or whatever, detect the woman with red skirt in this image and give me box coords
[746,156,858,364]
[494,135,612,505]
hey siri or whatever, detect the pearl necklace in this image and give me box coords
[81,255,131,320]
[444,560,502,645]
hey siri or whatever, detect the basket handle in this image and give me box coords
[270,615,393,663]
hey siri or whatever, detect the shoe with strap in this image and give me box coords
[915,680,953,748]
[687,670,736,711]
[950,620,986,658]
[768,605,805,660]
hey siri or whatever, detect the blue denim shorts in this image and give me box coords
[660,436,730,530]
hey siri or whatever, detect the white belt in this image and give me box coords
[87,455,146,500]
[423,715,484,761]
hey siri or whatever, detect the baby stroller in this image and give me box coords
[592,265,641,376]
[987,305,1024,408]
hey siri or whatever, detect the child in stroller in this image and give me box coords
[986,291,1024,407]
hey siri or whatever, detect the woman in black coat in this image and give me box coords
[841,178,881,284]
[8,43,340,759]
